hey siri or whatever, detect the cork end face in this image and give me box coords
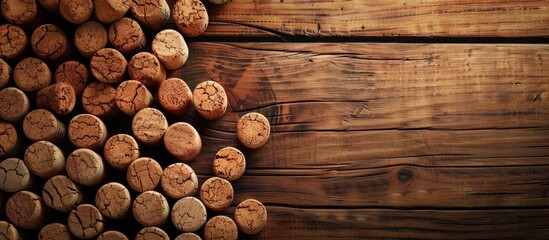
[66,149,105,186]
[0,24,28,60]
[133,191,170,226]
[173,0,209,37]
[75,22,108,58]
[200,177,234,212]
[192,80,228,120]
[24,141,66,179]
[98,230,129,240]
[132,107,168,145]
[1,0,38,26]
[0,122,20,158]
[82,82,117,117]
[161,163,198,199]
[68,114,108,150]
[171,196,207,232]
[152,30,189,70]
[213,147,246,181]
[108,17,147,54]
[164,122,202,162]
[95,182,131,220]
[59,0,93,24]
[115,80,153,116]
[158,78,192,116]
[235,199,268,235]
[39,223,72,240]
[0,158,31,192]
[6,191,45,230]
[13,57,52,92]
[42,175,83,212]
[68,204,105,239]
[0,221,20,240]
[204,216,238,240]
[23,109,65,143]
[31,24,68,61]
[237,112,271,149]
[90,48,128,84]
[127,157,162,192]
[135,227,169,240]
[104,134,140,170]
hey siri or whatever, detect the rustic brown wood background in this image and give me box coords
[177,0,549,239]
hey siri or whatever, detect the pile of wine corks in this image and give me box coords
[0,0,269,239]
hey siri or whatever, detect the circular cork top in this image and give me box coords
[66,148,105,186]
[31,24,68,61]
[152,30,189,70]
[23,109,65,143]
[6,191,45,230]
[59,0,92,24]
[132,108,168,145]
[24,141,65,179]
[237,112,271,149]
[39,223,72,240]
[128,52,166,89]
[68,114,108,149]
[104,134,140,170]
[192,80,228,120]
[1,0,38,26]
[93,0,131,24]
[0,58,10,89]
[200,177,234,212]
[95,182,131,220]
[204,216,238,240]
[75,21,108,58]
[161,163,198,199]
[98,230,129,240]
[0,158,31,192]
[171,196,207,232]
[0,123,18,154]
[55,61,90,95]
[115,80,153,116]
[13,57,52,92]
[176,232,202,240]
[213,147,246,181]
[158,78,192,115]
[164,122,202,162]
[130,0,170,30]
[127,157,162,192]
[0,87,30,122]
[132,191,170,226]
[38,0,60,14]
[135,227,169,240]
[90,48,127,84]
[235,199,268,235]
[0,24,27,60]
[173,0,209,37]
[82,81,117,117]
[109,17,146,54]
[68,204,105,239]
[42,175,83,212]
[0,221,19,240]
[36,82,77,116]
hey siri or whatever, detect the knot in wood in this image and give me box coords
[397,169,412,182]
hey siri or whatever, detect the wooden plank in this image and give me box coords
[201,0,549,37]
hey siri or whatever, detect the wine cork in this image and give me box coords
[59,0,92,24]
[68,114,108,149]
[127,157,162,192]
[152,29,189,70]
[132,108,168,146]
[95,182,131,220]
[66,148,106,186]
[128,52,166,89]
[158,78,192,115]
[42,175,83,212]
[135,227,169,240]
[13,57,52,92]
[0,87,30,122]
[55,61,90,96]
[6,191,48,230]
[0,122,18,158]
[164,122,201,162]
[1,0,41,26]
[0,24,27,60]
[200,177,234,212]
[24,141,65,179]
[0,58,10,89]
[75,22,108,58]
[192,80,228,120]
[81,82,117,118]
[213,147,246,181]
[39,223,72,240]
[115,80,153,116]
[37,0,59,14]
[93,0,131,24]
[31,24,69,61]
[22,109,65,143]
[130,0,170,30]
[104,134,140,170]
[176,233,202,240]
[204,216,238,240]
[235,199,268,235]
[171,196,206,232]
[0,158,33,192]
[237,112,271,149]
[98,231,128,240]
[108,17,146,54]
[173,0,209,37]
[90,48,127,84]
[132,191,169,226]
[0,221,20,240]
[68,204,105,239]
[161,163,198,199]
[36,83,76,116]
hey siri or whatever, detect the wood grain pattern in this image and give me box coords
[202,0,549,37]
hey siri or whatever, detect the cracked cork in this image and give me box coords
[6,191,47,230]
[200,177,234,212]
[237,112,271,149]
[133,191,170,226]
[13,57,52,92]
[161,163,198,199]
[0,158,32,192]
[164,122,202,162]
[22,109,66,143]
[0,24,27,60]
[42,175,83,212]
[128,52,166,89]
[176,232,202,240]
[158,78,192,116]
[90,48,127,84]
[1,0,40,26]
[24,141,65,179]
[173,0,209,37]
[98,230,129,240]
[95,182,131,220]
[31,24,69,61]
[132,108,168,146]
[131,0,171,30]
[0,87,30,122]
[109,17,146,54]
[82,82,118,118]
[171,196,206,232]
[66,149,106,186]
[36,82,77,116]
[75,21,108,58]
[0,221,20,240]
[213,147,246,181]
[104,134,140,170]
[94,0,130,24]
[152,30,188,70]
[0,58,10,89]
[38,0,60,14]
[115,80,153,116]
[55,61,90,95]
[39,223,72,240]
[126,157,162,192]
[192,80,228,120]
[204,215,238,240]
[59,0,92,24]
[235,199,268,235]
[68,114,108,149]
[135,227,169,240]
[68,204,105,239]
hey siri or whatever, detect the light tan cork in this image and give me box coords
[158,78,192,116]
[103,134,140,171]
[31,24,69,61]
[6,191,48,230]
[0,123,22,158]
[66,148,106,186]
[164,122,202,162]
[68,114,108,149]
[200,177,234,212]
[95,182,132,220]
[0,221,20,240]
[36,83,76,116]
[93,0,131,24]
[176,232,202,240]
[0,24,27,60]
[1,0,41,26]
[131,0,170,30]
[173,0,209,37]
[108,17,146,54]
[204,216,238,240]
[24,141,65,179]
[97,230,128,240]
[59,0,92,24]
[135,227,169,240]
[127,157,162,192]
[0,158,33,192]
[115,80,153,116]
[22,109,66,143]
[90,48,127,84]
[55,61,90,96]
[132,108,168,146]
[237,112,271,149]
[152,30,189,70]
[161,163,198,199]
[68,204,105,239]
[192,80,228,120]
[235,199,268,235]
[74,22,108,58]
[0,58,10,89]
[42,175,84,212]
[37,0,60,14]
[39,223,72,240]
[171,196,207,232]
[0,87,30,122]
[81,82,118,118]
[128,52,166,89]
[132,191,170,226]
[13,57,52,92]
[213,147,246,181]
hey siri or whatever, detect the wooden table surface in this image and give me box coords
[176,0,549,239]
